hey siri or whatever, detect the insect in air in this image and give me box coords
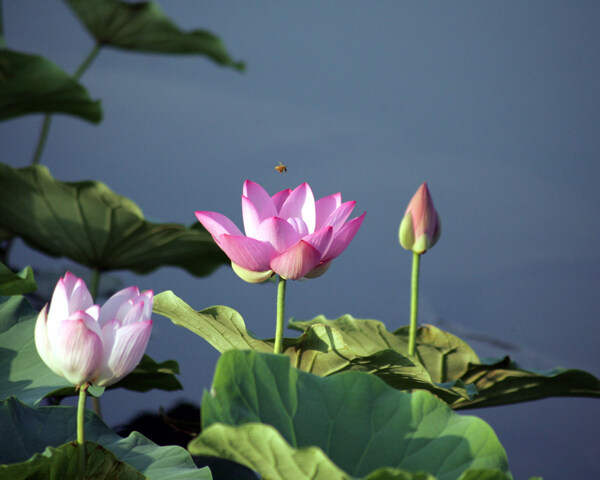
[275,162,287,173]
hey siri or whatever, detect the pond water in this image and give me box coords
[3,2,600,478]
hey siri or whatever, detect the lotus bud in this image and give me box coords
[34,272,153,387]
[399,183,441,254]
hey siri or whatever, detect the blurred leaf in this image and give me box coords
[153,291,472,403]
[0,295,37,334]
[65,0,244,70]
[0,441,145,480]
[0,296,182,405]
[192,350,511,480]
[0,49,102,123]
[0,263,37,296]
[0,164,228,276]
[0,297,70,405]
[111,355,182,392]
[453,356,600,409]
[0,397,211,479]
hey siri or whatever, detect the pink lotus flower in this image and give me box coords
[399,182,441,254]
[34,272,153,387]
[196,180,366,282]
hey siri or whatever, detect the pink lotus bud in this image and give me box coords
[399,183,441,254]
[34,272,153,387]
[196,180,365,282]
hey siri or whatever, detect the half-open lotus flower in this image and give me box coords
[34,272,153,387]
[399,182,441,254]
[196,180,366,282]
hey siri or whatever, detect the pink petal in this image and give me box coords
[67,277,94,314]
[195,211,243,240]
[85,305,100,322]
[98,286,139,327]
[256,216,300,253]
[95,319,152,387]
[322,201,356,233]
[47,277,70,332]
[270,240,322,280]
[121,301,146,326]
[323,212,366,261]
[279,183,316,233]
[61,272,80,291]
[241,195,261,238]
[218,234,276,271]
[286,217,309,238]
[272,189,291,213]
[34,305,57,374]
[315,193,342,230]
[407,182,438,239]
[303,226,334,257]
[243,180,277,219]
[52,312,103,386]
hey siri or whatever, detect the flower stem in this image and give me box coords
[77,384,88,479]
[408,252,421,356]
[273,276,287,354]
[30,44,101,165]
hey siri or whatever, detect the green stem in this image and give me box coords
[408,252,421,357]
[77,385,88,479]
[273,276,287,354]
[0,0,5,49]
[73,44,101,81]
[89,267,101,302]
[31,114,52,165]
[30,44,101,165]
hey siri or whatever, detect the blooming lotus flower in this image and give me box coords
[399,182,441,254]
[196,180,366,282]
[34,272,153,387]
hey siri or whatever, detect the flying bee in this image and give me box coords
[275,162,287,173]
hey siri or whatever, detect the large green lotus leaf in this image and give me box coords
[0,49,102,123]
[153,291,472,403]
[195,424,514,480]
[0,397,211,479]
[0,164,228,276]
[452,356,600,409]
[290,315,480,383]
[291,315,600,410]
[0,295,182,405]
[0,441,145,480]
[0,263,37,296]
[193,350,510,480]
[64,0,244,70]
